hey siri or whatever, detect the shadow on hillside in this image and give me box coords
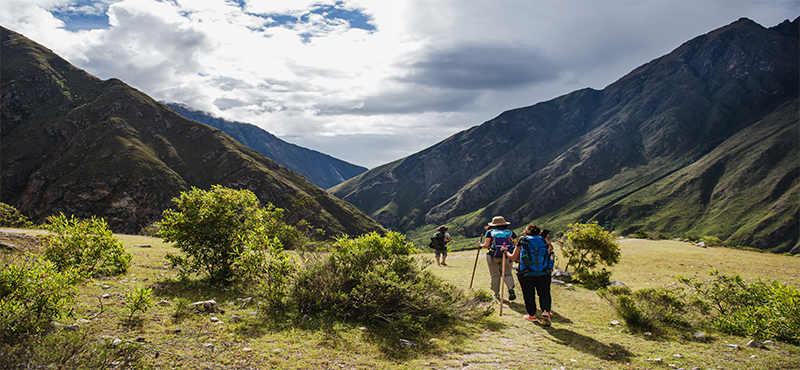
[542,325,632,363]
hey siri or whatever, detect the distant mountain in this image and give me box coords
[164,103,367,189]
[0,26,385,237]
[330,17,799,253]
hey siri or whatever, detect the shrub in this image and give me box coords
[574,267,612,290]
[0,203,35,229]
[599,285,703,334]
[561,222,620,287]
[633,230,649,239]
[42,214,131,277]
[699,236,723,248]
[233,237,296,308]
[678,270,800,345]
[0,255,87,341]
[0,330,144,369]
[124,287,153,323]
[158,185,296,284]
[289,232,491,336]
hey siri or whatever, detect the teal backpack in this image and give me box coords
[517,235,554,276]
[489,229,514,257]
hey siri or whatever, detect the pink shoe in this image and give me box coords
[539,311,551,326]
[523,314,536,321]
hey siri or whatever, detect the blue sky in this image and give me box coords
[2,0,797,168]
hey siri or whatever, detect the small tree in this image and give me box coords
[561,221,620,274]
[157,185,291,284]
[43,214,131,277]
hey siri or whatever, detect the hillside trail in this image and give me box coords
[425,249,619,370]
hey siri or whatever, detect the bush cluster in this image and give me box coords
[0,254,87,341]
[0,203,35,229]
[290,232,491,336]
[678,270,800,345]
[601,270,800,345]
[599,285,706,334]
[43,214,131,277]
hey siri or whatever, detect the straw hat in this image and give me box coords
[437,225,448,232]
[487,216,510,227]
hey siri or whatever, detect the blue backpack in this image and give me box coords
[489,229,515,257]
[517,235,554,276]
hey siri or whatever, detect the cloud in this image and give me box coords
[1,0,795,168]
[395,41,561,91]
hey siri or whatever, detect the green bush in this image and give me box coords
[158,185,297,284]
[599,285,703,334]
[0,255,87,341]
[43,214,131,277]
[289,232,491,336]
[678,270,800,345]
[574,267,612,290]
[699,236,723,248]
[0,203,35,228]
[633,230,649,239]
[124,287,153,323]
[561,222,620,288]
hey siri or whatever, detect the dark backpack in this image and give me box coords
[489,229,514,257]
[429,232,446,249]
[517,235,553,276]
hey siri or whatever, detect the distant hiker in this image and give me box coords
[477,216,517,301]
[431,225,451,266]
[506,224,554,325]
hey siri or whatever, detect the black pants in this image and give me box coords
[517,273,551,316]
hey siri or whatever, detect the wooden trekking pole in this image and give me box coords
[500,247,506,317]
[469,235,483,289]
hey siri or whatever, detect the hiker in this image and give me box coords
[505,224,554,325]
[477,216,517,300]
[432,225,451,266]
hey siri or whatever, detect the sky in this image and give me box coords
[2,1,797,168]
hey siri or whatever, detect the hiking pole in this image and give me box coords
[500,247,506,317]
[469,235,483,289]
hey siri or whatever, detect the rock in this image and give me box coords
[610,320,621,326]
[192,299,224,313]
[764,340,776,345]
[747,340,766,349]
[697,242,706,248]
[65,324,80,331]
[158,299,171,306]
[644,332,652,337]
[551,270,573,283]
[271,349,282,353]
[429,338,439,343]
[399,339,419,347]
[102,294,111,299]
[173,328,182,334]
[608,281,627,287]
[673,353,684,358]
[242,347,252,352]
[134,244,151,248]
[692,332,706,341]
[725,344,740,350]
[647,358,663,362]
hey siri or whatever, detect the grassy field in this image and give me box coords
[3,230,799,369]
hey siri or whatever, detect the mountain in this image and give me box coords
[0,26,385,237]
[330,17,799,253]
[163,103,367,189]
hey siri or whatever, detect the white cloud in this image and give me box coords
[1,0,796,168]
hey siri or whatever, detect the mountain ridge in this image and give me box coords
[164,103,367,189]
[330,17,799,252]
[0,26,385,237]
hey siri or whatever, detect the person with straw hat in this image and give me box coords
[477,216,517,301]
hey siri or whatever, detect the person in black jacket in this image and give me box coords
[432,225,451,266]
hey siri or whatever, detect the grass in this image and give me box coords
[2,229,799,369]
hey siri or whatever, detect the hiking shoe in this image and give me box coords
[508,289,516,301]
[493,293,500,300]
[441,262,447,266]
[523,314,536,321]
[539,311,551,326]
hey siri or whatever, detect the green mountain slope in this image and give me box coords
[165,103,367,189]
[330,17,799,252]
[0,26,384,236]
